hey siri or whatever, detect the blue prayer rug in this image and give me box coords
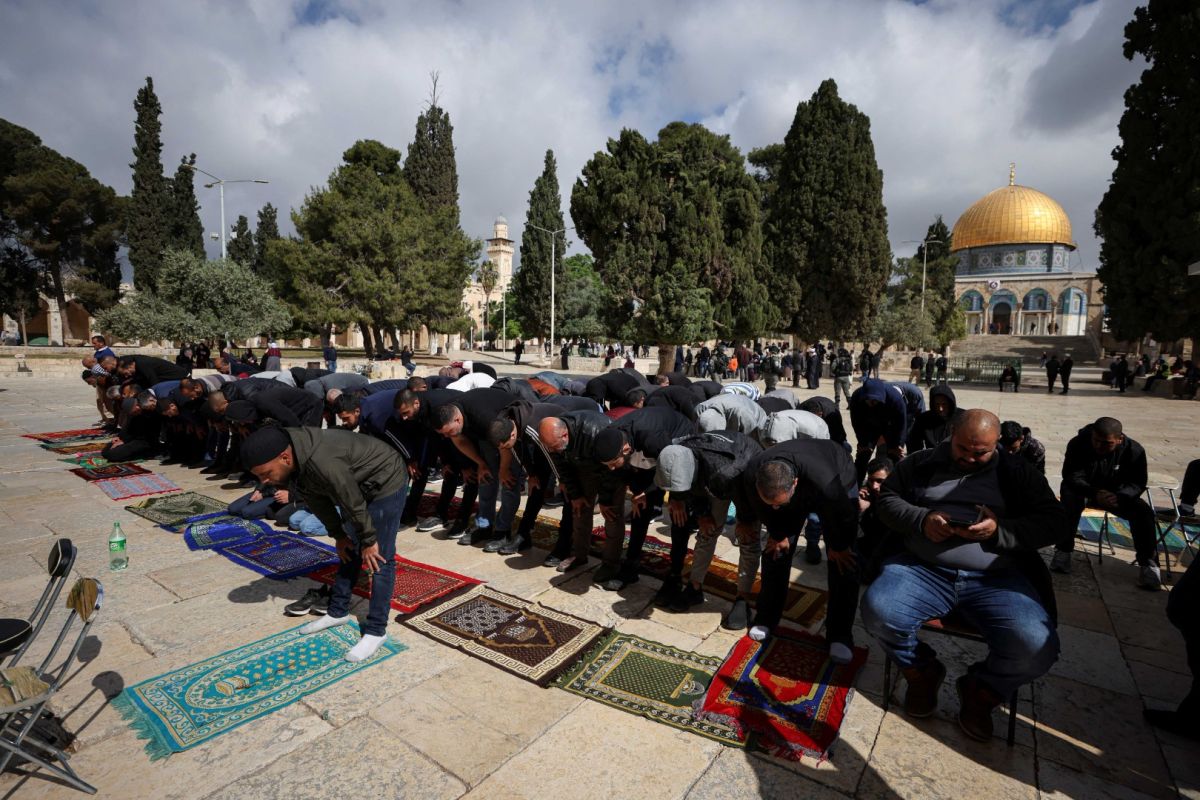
[113,622,405,760]
[182,513,271,551]
[216,532,339,579]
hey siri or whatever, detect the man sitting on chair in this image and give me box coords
[1050,416,1160,589]
[860,409,1062,742]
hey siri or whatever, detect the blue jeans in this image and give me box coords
[325,359,336,372]
[228,491,277,520]
[475,440,523,536]
[326,487,407,636]
[861,553,1059,696]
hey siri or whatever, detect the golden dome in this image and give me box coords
[951,183,1075,252]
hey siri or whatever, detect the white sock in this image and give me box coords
[300,614,350,635]
[829,642,853,664]
[345,633,387,663]
[749,625,770,642]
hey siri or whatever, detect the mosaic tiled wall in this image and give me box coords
[955,244,1070,276]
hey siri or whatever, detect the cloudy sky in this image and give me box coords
[0,0,1143,275]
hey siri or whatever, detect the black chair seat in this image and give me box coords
[0,619,32,657]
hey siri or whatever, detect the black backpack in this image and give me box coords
[676,431,763,499]
[834,355,854,377]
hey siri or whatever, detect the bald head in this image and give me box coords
[949,409,1000,472]
[538,417,569,453]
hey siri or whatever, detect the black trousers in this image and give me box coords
[1059,488,1157,564]
[1180,459,1200,507]
[753,530,860,646]
[101,437,160,462]
[1167,556,1200,713]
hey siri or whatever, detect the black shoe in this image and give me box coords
[722,598,751,630]
[669,584,705,613]
[653,577,682,607]
[543,554,565,568]
[200,463,225,475]
[593,564,620,585]
[498,536,531,556]
[805,541,822,564]
[284,587,331,616]
[542,494,564,509]
[483,531,511,553]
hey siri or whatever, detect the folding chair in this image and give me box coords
[1075,508,1117,563]
[881,614,1023,746]
[0,577,103,794]
[5,539,76,668]
[1148,485,1200,579]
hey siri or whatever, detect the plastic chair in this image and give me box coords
[5,539,76,668]
[881,615,1022,746]
[0,577,103,794]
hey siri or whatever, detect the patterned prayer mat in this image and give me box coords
[698,630,867,763]
[112,622,405,760]
[95,473,180,501]
[69,462,151,482]
[308,555,482,614]
[1079,509,1193,554]
[404,585,606,686]
[183,514,271,551]
[125,491,229,527]
[60,455,143,468]
[556,632,744,746]
[43,442,107,455]
[414,491,470,520]
[216,533,339,579]
[23,427,109,443]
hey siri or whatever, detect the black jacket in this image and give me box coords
[875,443,1063,621]
[672,431,763,503]
[610,407,697,462]
[552,410,614,498]
[1061,424,1148,501]
[735,439,860,548]
[126,355,190,388]
[798,396,847,445]
[907,384,960,453]
[241,383,324,427]
[583,370,646,408]
[288,366,332,387]
[646,385,698,421]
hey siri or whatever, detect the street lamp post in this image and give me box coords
[528,223,573,366]
[183,164,269,260]
[902,236,950,313]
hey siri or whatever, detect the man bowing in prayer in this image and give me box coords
[241,426,409,663]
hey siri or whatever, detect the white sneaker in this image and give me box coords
[1138,562,1162,590]
[1049,550,1072,574]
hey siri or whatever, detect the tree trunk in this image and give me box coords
[321,322,332,349]
[389,327,402,350]
[360,321,374,360]
[18,307,27,347]
[372,324,387,355]
[657,344,674,376]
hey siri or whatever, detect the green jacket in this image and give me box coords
[284,427,407,547]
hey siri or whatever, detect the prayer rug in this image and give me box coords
[308,555,482,614]
[404,585,606,686]
[94,473,180,501]
[183,513,271,551]
[216,533,339,579]
[556,632,744,746]
[414,491,470,520]
[23,427,109,443]
[125,491,228,527]
[43,442,107,455]
[69,462,151,482]
[698,630,867,763]
[60,455,143,468]
[1079,510,1192,554]
[112,622,405,760]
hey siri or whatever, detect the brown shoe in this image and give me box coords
[956,675,1002,742]
[901,659,946,718]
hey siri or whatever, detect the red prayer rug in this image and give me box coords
[69,462,151,482]
[23,427,109,443]
[413,491,474,520]
[698,630,867,763]
[43,442,107,455]
[308,555,483,614]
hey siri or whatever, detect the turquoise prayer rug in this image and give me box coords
[1078,509,1194,554]
[113,622,405,760]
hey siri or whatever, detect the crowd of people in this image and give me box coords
[77,340,1199,743]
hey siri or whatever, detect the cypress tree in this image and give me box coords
[128,76,171,290]
[169,153,204,256]
[511,149,566,340]
[765,79,891,341]
[404,74,459,220]
[254,202,279,273]
[227,214,255,266]
[1095,0,1200,345]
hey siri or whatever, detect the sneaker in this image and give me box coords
[669,584,705,613]
[592,564,620,585]
[555,555,589,573]
[425,469,443,485]
[543,554,566,568]
[199,463,226,475]
[829,642,854,665]
[542,494,564,509]
[956,675,1001,742]
[460,525,490,546]
[284,587,330,617]
[483,532,511,554]
[1179,502,1195,517]
[901,659,946,718]
[498,536,531,556]
[1138,562,1162,590]
[722,598,751,630]
[805,541,822,565]
[416,516,446,533]
[1049,550,1073,574]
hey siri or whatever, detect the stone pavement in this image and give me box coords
[0,370,1197,799]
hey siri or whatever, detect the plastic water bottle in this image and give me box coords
[109,522,127,571]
